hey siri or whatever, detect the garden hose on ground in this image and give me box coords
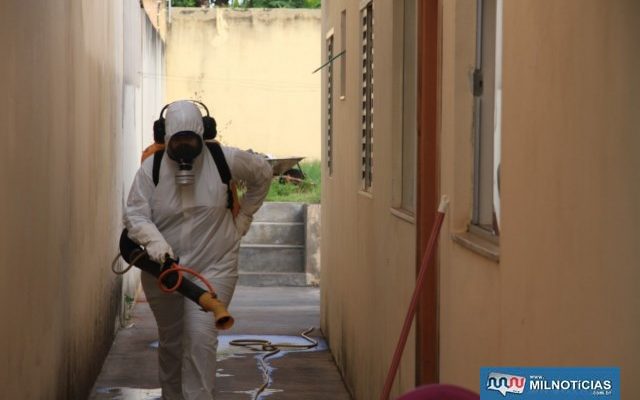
[230,327,318,400]
[115,230,319,399]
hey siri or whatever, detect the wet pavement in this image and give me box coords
[89,286,351,400]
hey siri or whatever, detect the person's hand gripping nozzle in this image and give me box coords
[116,229,234,330]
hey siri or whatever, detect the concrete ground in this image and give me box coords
[89,286,351,400]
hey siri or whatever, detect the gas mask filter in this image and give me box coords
[166,131,203,186]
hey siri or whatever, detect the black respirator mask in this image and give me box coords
[166,131,203,186]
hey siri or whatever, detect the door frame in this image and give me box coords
[415,0,440,385]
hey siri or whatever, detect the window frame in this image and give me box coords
[472,0,502,237]
[391,0,418,217]
[401,0,418,215]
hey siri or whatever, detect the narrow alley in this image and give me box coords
[1,1,639,400]
[89,286,351,400]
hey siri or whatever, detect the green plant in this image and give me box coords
[247,0,320,8]
[172,0,319,7]
[172,0,199,6]
[266,160,321,203]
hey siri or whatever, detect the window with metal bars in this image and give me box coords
[326,34,334,175]
[361,0,374,191]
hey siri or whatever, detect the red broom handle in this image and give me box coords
[380,195,449,400]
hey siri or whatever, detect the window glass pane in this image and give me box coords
[478,0,496,229]
[493,0,503,231]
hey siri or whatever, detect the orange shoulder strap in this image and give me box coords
[141,143,165,163]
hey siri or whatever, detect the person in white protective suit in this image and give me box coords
[124,100,272,400]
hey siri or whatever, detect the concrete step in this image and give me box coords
[242,222,305,246]
[238,272,308,287]
[238,245,305,273]
[239,202,308,286]
[253,202,305,223]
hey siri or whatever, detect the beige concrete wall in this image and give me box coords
[321,1,417,398]
[439,0,640,396]
[164,8,321,160]
[0,2,163,398]
[322,0,639,397]
[438,0,503,389]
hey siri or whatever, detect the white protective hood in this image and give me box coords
[164,100,204,142]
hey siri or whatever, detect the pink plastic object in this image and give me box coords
[396,384,479,400]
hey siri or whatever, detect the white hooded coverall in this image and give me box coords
[124,101,272,400]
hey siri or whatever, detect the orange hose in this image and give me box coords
[157,263,215,295]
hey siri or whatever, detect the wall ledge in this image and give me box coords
[390,207,415,224]
[451,231,500,263]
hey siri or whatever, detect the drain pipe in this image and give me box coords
[380,195,449,400]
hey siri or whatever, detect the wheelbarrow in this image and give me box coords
[266,157,306,182]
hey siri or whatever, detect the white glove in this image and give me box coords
[235,212,253,237]
[146,240,175,264]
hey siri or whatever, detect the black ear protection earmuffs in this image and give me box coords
[153,100,217,144]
